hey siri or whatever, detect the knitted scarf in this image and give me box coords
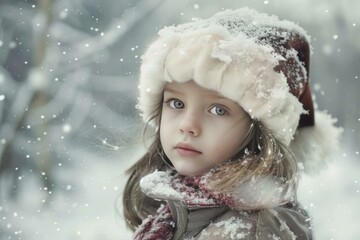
[133,173,230,240]
[133,204,174,240]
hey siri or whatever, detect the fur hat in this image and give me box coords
[137,8,342,173]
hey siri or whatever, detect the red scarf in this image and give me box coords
[133,204,174,240]
[134,168,294,239]
[133,173,231,240]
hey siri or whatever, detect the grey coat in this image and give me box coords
[168,201,312,239]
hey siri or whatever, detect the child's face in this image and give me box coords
[160,81,252,176]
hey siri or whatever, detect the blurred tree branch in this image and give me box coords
[0,0,165,200]
[0,0,55,198]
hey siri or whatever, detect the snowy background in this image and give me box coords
[0,0,359,239]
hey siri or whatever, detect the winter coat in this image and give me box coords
[135,171,313,240]
[168,200,311,239]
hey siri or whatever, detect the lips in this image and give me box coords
[175,143,202,157]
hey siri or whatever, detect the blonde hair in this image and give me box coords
[123,99,298,231]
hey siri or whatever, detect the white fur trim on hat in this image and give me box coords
[290,111,343,174]
[138,8,309,146]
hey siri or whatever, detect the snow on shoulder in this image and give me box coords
[199,216,253,239]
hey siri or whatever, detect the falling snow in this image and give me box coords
[0,0,359,240]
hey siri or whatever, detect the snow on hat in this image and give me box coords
[137,8,342,173]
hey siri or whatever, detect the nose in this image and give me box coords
[179,112,201,137]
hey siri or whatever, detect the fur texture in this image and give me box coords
[290,110,343,174]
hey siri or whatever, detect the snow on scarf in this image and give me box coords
[134,171,232,240]
[134,170,293,239]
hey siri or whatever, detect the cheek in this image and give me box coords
[159,122,167,146]
[160,108,179,134]
[159,112,173,146]
[212,123,251,157]
[159,109,167,135]
[217,137,241,157]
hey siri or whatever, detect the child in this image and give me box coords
[123,7,342,240]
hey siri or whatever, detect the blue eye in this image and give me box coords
[169,99,184,109]
[210,106,227,116]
